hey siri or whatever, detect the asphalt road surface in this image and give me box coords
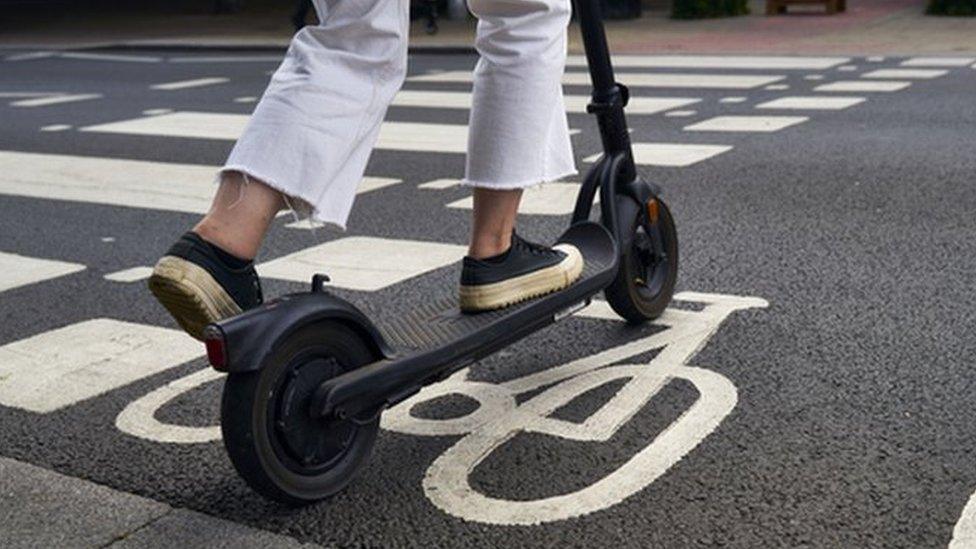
[2,49,976,548]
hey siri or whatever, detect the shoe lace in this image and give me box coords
[512,232,556,257]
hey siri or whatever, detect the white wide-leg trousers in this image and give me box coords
[222,0,576,229]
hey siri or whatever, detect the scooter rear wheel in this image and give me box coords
[604,196,678,322]
[221,322,379,506]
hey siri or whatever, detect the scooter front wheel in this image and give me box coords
[220,322,379,506]
[604,196,678,322]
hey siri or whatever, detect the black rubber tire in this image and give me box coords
[221,322,379,506]
[604,197,679,323]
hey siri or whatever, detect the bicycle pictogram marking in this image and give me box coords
[382,292,768,525]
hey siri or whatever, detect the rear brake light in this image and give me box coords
[203,325,227,370]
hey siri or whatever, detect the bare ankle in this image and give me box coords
[192,218,257,260]
[468,233,512,260]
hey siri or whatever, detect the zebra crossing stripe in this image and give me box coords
[150,78,229,91]
[10,93,102,107]
[901,57,975,67]
[393,90,699,115]
[447,182,592,216]
[861,69,947,80]
[565,55,848,70]
[104,267,154,283]
[257,237,467,291]
[0,150,399,214]
[0,251,85,293]
[59,52,160,63]
[815,81,911,92]
[756,96,865,110]
[79,112,512,154]
[684,116,808,133]
[80,112,581,154]
[419,179,461,190]
[0,319,202,413]
[410,71,784,90]
[586,143,732,167]
[0,150,215,214]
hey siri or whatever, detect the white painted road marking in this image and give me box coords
[950,489,976,549]
[40,124,72,132]
[418,178,461,190]
[585,143,733,167]
[861,68,947,79]
[168,55,282,63]
[0,319,202,413]
[0,150,400,215]
[565,55,848,70]
[719,96,747,104]
[410,70,785,89]
[116,367,224,444]
[104,266,154,283]
[756,96,865,110]
[684,115,808,133]
[764,84,790,90]
[257,237,467,291]
[81,112,559,154]
[447,182,591,215]
[58,52,161,63]
[150,77,230,91]
[815,80,911,92]
[901,56,975,67]
[0,150,216,214]
[0,251,85,293]
[393,89,700,115]
[4,51,56,62]
[382,292,769,524]
[0,92,50,98]
[664,110,697,117]
[10,93,102,107]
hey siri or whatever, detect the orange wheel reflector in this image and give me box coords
[646,199,660,225]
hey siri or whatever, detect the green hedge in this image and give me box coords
[927,0,976,15]
[672,0,749,19]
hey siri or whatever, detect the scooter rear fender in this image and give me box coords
[205,292,392,373]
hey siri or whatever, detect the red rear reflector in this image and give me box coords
[646,199,660,225]
[203,326,227,370]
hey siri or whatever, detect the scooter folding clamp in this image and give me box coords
[586,83,630,114]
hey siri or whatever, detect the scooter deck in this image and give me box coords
[314,222,618,418]
[378,222,615,355]
[378,251,611,353]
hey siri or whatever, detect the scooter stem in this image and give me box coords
[574,0,635,171]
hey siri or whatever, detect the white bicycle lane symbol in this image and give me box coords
[115,291,767,525]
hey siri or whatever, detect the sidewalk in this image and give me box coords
[0,458,318,549]
[1,0,974,55]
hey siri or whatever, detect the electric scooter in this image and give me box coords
[203,0,679,505]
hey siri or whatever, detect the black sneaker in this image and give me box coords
[459,232,584,312]
[148,232,263,341]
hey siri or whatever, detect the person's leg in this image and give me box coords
[150,0,410,339]
[469,188,522,259]
[192,172,284,260]
[466,0,575,246]
[459,0,581,311]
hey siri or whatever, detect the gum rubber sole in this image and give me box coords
[459,244,585,313]
[147,255,242,341]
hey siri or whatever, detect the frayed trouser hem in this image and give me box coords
[459,169,579,190]
[217,165,348,232]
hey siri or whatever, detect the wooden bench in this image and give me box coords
[766,0,847,15]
